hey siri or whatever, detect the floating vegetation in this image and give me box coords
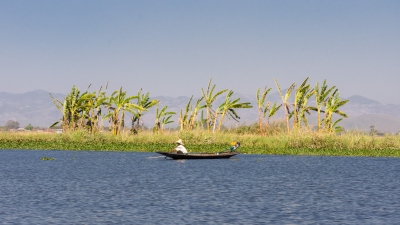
[41,157,55,161]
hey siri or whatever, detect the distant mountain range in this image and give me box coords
[1,90,399,133]
[0,90,63,129]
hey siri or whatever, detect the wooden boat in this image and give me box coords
[156,151,239,160]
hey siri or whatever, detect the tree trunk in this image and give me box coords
[258,107,264,136]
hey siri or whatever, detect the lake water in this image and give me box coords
[1,150,400,224]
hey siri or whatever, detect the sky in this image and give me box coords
[1,0,399,104]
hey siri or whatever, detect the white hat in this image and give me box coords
[176,139,183,145]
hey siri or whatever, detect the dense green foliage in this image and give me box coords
[1,130,399,157]
[50,77,349,137]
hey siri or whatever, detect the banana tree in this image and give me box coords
[50,85,87,131]
[188,96,205,130]
[292,77,316,130]
[154,105,176,133]
[178,96,204,131]
[314,80,336,132]
[78,86,108,133]
[292,77,308,129]
[324,92,349,132]
[104,88,143,135]
[213,90,252,132]
[77,92,95,130]
[131,89,159,134]
[201,78,228,131]
[93,87,109,132]
[50,93,68,130]
[256,87,272,135]
[179,96,193,131]
[274,79,296,133]
[297,94,317,129]
[265,102,282,134]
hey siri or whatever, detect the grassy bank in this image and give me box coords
[1,130,400,157]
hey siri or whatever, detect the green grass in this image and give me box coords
[0,130,399,157]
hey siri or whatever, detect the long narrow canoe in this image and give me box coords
[156,151,238,160]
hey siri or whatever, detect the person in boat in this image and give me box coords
[169,139,188,154]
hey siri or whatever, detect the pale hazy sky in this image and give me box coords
[1,1,399,103]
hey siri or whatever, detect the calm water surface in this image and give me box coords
[1,150,400,224]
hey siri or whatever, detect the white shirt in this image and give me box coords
[175,145,187,153]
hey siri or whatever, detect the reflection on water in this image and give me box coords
[1,150,400,224]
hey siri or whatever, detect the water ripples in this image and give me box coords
[1,150,400,224]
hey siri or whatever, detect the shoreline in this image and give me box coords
[1,131,399,157]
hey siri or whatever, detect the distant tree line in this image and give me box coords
[1,120,35,131]
[5,120,19,129]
